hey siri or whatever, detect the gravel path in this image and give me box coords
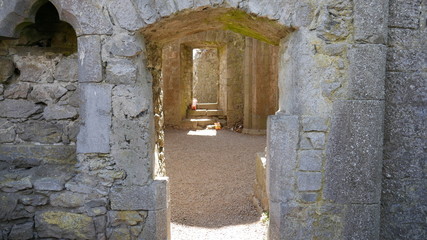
[164,129,268,240]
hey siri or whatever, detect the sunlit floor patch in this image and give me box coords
[171,222,268,240]
[187,129,217,136]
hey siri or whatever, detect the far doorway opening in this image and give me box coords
[192,48,220,104]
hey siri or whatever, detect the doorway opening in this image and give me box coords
[142,7,292,239]
[192,48,220,104]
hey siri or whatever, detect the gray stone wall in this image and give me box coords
[381,0,427,239]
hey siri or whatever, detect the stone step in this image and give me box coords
[196,103,218,110]
[181,118,216,129]
[187,109,224,117]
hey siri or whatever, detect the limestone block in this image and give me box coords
[78,36,102,83]
[300,192,318,203]
[194,0,211,8]
[108,226,131,240]
[109,0,145,31]
[8,222,34,240]
[0,177,32,193]
[43,105,78,120]
[387,49,427,72]
[16,121,62,144]
[0,119,15,143]
[389,0,423,29]
[14,57,56,83]
[112,85,149,119]
[0,58,14,83]
[108,211,146,226]
[299,150,323,171]
[388,28,427,49]
[175,0,193,11]
[343,204,380,239]
[0,145,77,166]
[224,0,241,8]
[155,0,177,17]
[134,0,160,24]
[302,117,328,132]
[300,132,326,149]
[353,0,388,44]
[50,192,86,208]
[266,114,299,203]
[0,99,41,118]
[20,195,48,206]
[348,44,387,100]
[28,85,68,104]
[33,177,64,191]
[106,59,137,85]
[77,84,112,154]
[110,178,168,211]
[59,0,113,36]
[4,83,30,99]
[111,148,151,185]
[140,209,170,240]
[325,100,384,204]
[55,57,78,82]
[104,33,142,57]
[297,172,322,191]
[35,211,96,239]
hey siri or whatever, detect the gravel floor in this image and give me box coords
[164,129,268,240]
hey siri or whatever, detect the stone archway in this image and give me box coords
[0,1,389,239]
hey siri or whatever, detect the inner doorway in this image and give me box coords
[192,48,220,104]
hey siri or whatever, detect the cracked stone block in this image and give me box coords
[106,59,137,85]
[16,121,63,144]
[43,104,78,120]
[55,56,78,82]
[109,0,145,31]
[28,85,68,104]
[3,83,31,99]
[9,222,34,240]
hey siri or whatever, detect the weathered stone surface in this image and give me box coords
[325,100,384,204]
[109,226,131,240]
[0,193,18,220]
[16,121,62,144]
[299,150,323,171]
[0,119,15,143]
[109,0,145,31]
[77,84,112,154]
[112,85,149,119]
[300,132,326,149]
[8,222,34,240]
[267,114,299,203]
[35,211,96,239]
[54,56,78,82]
[389,0,423,29]
[387,49,427,72]
[0,144,76,166]
[353,0,388,44]
[344,204,381,239]
[140,209,170,240]
[0,58,14,83]
[388,28,427,49]
[20,194,48,206]
[34,177,64,191]
[302,117,328,132]
[106,59,137,85]
[43,104,78,120]
[50,192,86,208]
[0,99,41,118]
[78,36,102,83]
[104,33,142,57]
[386,72,427,105]
[110,178,168,211]
[59,0,113,36]
[297,172,322,191]
[4,82,31,99]
[14,56,57,83]
[0,177,32,193]
[108,211,145,226]
[134,0,160,24]
[28,85,68,104]
[348,44,387,100]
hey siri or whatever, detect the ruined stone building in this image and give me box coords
[0,0,425,239]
